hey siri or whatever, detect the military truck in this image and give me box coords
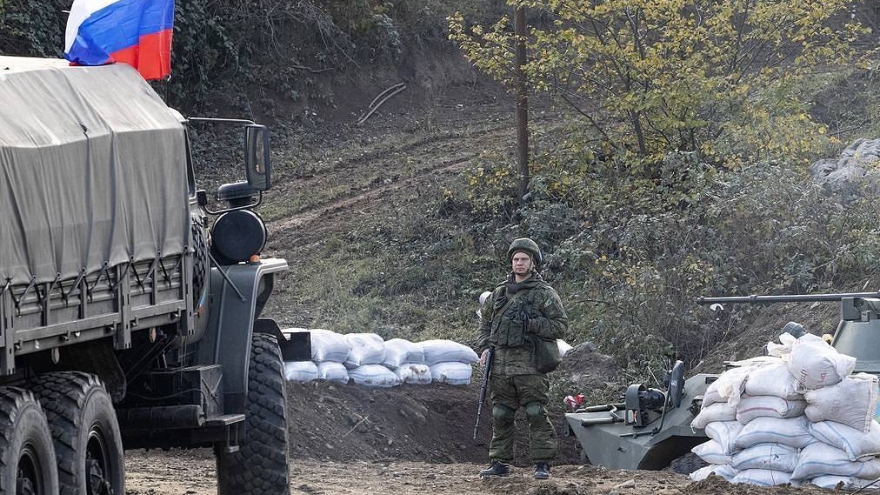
[0,56,308,494]
[564,291,880,473]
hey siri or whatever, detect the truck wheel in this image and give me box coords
[0,387,59,494]
[217,333,290,495]
[31,372,124,495]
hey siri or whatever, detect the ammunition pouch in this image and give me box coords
[530,334,561,373]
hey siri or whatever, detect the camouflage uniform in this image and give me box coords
[476,270,568,465]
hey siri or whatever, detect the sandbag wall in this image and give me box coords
[282,329,479,388]
[689,330,880,491]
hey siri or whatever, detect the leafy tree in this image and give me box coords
[449,0,866,171]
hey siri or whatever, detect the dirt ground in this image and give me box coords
[123,344,845,495]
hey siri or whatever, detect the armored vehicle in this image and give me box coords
[564,291,880,472]
[0,56,308,494]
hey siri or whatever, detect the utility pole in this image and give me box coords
[514,5,529,204]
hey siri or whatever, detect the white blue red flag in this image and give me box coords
[64,0,175,80]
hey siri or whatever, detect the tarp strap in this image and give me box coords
[109,262,131,293]
[12,276,37,314]
[64,268,87,302]
[88,261,110,298]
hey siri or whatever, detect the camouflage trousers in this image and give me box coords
[487,373,557,463]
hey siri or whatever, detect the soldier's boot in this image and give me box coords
[479,461,510,478]
[534,462,551,480]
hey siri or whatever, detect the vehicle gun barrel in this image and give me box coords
[697,291,880,305]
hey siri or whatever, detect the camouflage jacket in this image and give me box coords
[476,272,568,376]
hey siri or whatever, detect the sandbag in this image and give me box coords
[735,416,814,450]
[348,364,401,388]
[691,402,736,429]
[704,420,743,455]
[557,339,573,357]
[810,420,880,461]
[394,363,433,385]
[805,373,878,432]
[787,333,856,391]
[792,441,880,480]
[315,361,350,383]
[735,395,806,424]
[429,361,472,385]
[689,464,738,482]
[743,359,801,400]
[344,333,386,368]
[731,443,799,472]
[419,340,479,366]
[811,475,880,491]
[731,469,793,486]
[284,361,319,382]
[383,338,425,369]
[691,440,733,465]
[306,328,351,363]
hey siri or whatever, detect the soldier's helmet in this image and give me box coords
[507,238,543,264]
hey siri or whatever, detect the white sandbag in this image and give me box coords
[735,416,814,450]
[704,420,743,455]
[394,364,433,385]
[731,443,799,472]
[691,402,737,429]
[701,379,726,409]
[731,469,793,486]
[315,361,350,383]
[792,441,880,480]
[810,420,880,461]
[709,366,752,407]
[383,338,425,369]
[787,333,856,391]
[744,359,801,400]
[344,333,386,368]
[811,475,880,491]
[557,339,573,357]
[419,340,479,366]
[765,332,797,358]
[429,361,473,385]
[284,361,319,382]
[689,464,738,482]
[805,373,878,432]
[735,395,806,424]
[348,364,401,388]
[306,328,351,363]
[691,440,733,465]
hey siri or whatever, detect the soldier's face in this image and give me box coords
[511,252,533,276]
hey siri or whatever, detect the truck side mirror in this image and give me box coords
[245,125,271,191]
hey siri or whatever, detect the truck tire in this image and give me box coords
[217,333,290,495]
[0,387,59,494]
[31,372,124,495]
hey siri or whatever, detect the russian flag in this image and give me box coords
[64,0,175,80]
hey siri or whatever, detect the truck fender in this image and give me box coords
[196,258,288,415]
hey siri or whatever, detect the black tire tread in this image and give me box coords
[31,371,122,495]
[220,333,290,495]
[0,387,58,494]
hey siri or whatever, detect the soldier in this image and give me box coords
[476,238,568,480]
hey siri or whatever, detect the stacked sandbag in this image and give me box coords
[689,325,880,490]
[281,328,478,388]
[384,338,431,385]
[420,339,479,385]
[343,333,400,387]
[310,328,351,383]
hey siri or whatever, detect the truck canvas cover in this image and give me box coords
[0,57,188,286]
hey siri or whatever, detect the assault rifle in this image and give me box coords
[472,347,495,441]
